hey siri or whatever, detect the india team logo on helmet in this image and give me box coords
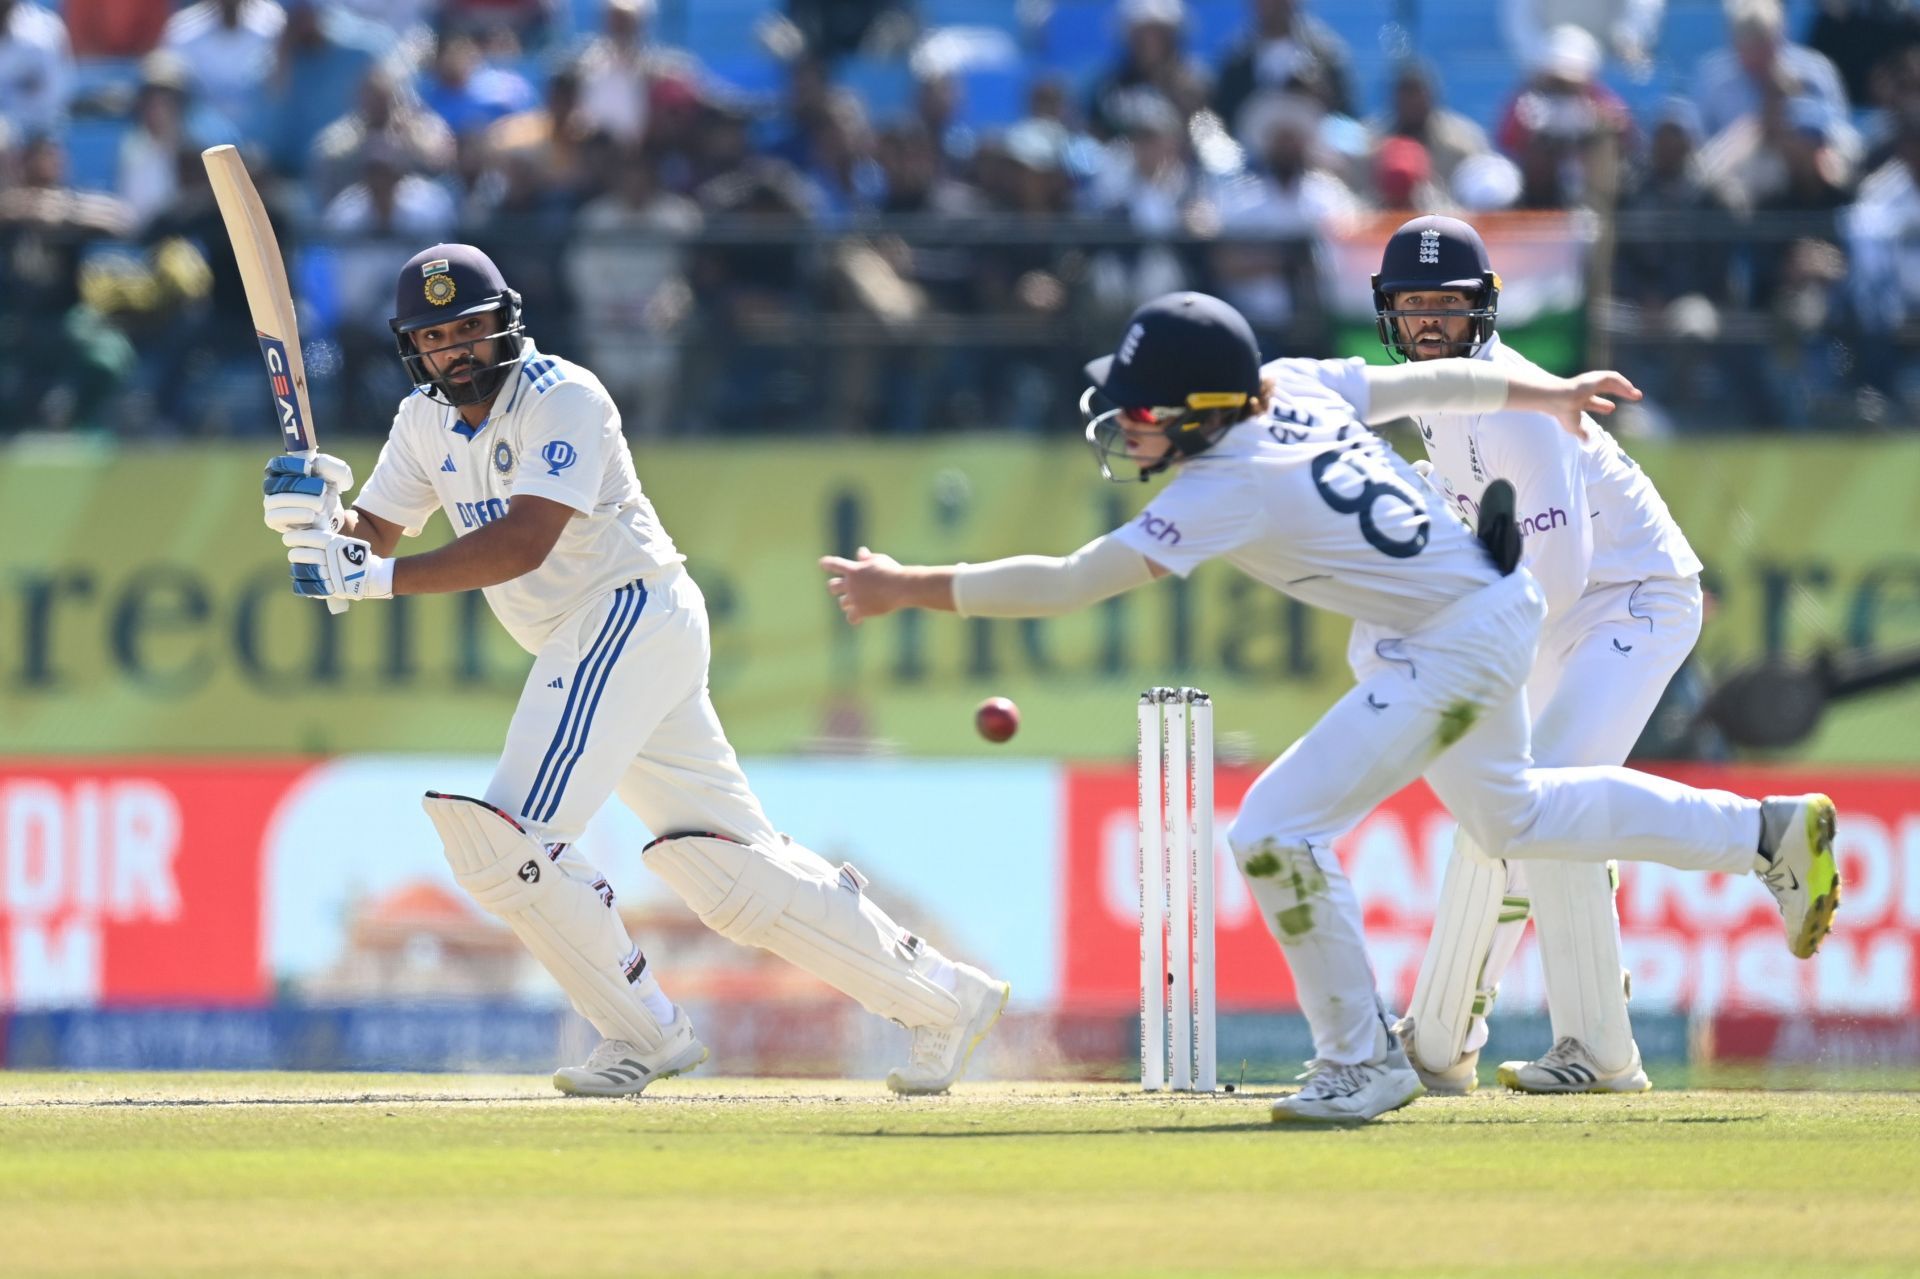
[423,260,457,307]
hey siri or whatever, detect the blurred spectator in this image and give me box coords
[64,0,170,58]
[1496,25,1633,207]
[161,0,286,133]
[1807,0,1920,107]
[418,28,537,139]
[441,0,555,45]
[1450,151,1525,210]
[577,0,705,147]
[1085,93,1202,307]
[567,142,700,435]
[1846,106,1920,412]
[321,140,458,419]
[1696,0,1848,138]
[1748,97,1854,312]
[260,0,395,179]
[117,53,195,230]
[786,0,911,62]
[1373,136,1449,211]
[1369,61,1491,188]
[796,88,886,221]
[1215,0,1356,124]
[1613,97,1739,421]
[1501,0,1665,78]
[1212,91,1355,335]
[1858,44,1920,173]
[1088,0,1212,141]
[0,133,135,430]
[485,62,595,204]
[0,0,73,135]
[310,65,455,205]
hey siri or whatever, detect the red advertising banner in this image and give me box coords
[0,761,308,1007]
[1061,765,1920,1016]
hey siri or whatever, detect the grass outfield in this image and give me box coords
[3,1074,1917,1278]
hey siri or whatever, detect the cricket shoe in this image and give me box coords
[1391,1016,1479,1095]
[552,1013,708,1097]
[1755,794,1842,959]
[1497,1037,1651,1094]
[886,963,1011,1096]
[1271,1027,1424,1124]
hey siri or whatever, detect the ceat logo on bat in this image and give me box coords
[256,332,311,452]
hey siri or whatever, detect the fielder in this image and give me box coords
[820,291,1841,1124]
[261,243,1008,1097]
[1375,215,1702,1096]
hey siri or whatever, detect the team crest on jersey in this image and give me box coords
[424,271,457,306]
[493,441,514,475]
[1418,229,1441,264]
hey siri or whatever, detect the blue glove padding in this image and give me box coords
[264,455,327,497]
[263,452,353,536]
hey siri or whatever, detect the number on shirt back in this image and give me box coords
[1310,443,1429,559]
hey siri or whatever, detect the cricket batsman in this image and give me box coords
[1374,215,1707,1095]
[259,244,1009,1096]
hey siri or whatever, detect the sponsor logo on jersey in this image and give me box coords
[541,440,578,476]
[493,441,514,475]
[1136,511,1182,545]
[1453,492,1568,537]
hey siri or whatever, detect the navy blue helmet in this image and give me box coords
[1081,292,1262,481]
[1372,215,1501,361]
[390,243,528,406]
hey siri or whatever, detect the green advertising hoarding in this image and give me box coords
[4,435,1919,761]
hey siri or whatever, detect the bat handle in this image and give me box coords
[327,598,349,616]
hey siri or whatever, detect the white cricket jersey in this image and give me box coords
[1109,357,1503,633]
[1406,334,1702,625]
[353,340,684,652]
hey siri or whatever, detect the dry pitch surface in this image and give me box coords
[3,1073,1917,1278]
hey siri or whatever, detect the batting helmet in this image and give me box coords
[1081,292,1262,481]
[1371,215,1501,361]
[390,243,528,406]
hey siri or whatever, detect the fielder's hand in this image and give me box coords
[1549,371,1640,440]
[284,527,393,601]
[263,453,353,535]
[820,546,907,624]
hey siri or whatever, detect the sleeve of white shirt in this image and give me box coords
[1261,356,1375,419]
[352,413,440,537]
[1482,415,1594,620]
[1107,467,1264,577]
[510,380,615,514]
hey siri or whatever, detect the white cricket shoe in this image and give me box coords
[1755,794,1842,960]
[1390,1017,1479,1095]
[1271,1025,1424,1124]
[1497,1037,1652,1094]
[552,1013,708,1097]
[886,963,1011,1096]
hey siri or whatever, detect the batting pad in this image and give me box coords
[423,792,669,1052]
[1405,833,1506,1073]
[644,833,961,1029]
[1528,858,1635,1072]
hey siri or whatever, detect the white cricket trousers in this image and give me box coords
[1227,569,1761,1064]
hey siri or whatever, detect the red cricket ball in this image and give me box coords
[975,696,1020,743]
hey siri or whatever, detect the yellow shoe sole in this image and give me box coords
[1791,795,1842,960]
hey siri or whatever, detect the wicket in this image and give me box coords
[1137,687,1216,1092]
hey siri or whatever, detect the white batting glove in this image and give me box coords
[263,453,354,535]
[284,527,394,601]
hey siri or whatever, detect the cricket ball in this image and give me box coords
[975,697,1020,743]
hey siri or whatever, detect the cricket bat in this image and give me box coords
[200,143,347,614]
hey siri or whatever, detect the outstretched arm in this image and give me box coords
[1360,362,1639,439]
[821,535,1163,625]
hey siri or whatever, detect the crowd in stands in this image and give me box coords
[0,0,1916,435]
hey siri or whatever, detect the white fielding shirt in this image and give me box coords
[1405,334,1701,625]
[353,341,683,652]
[1109,357,1503,634]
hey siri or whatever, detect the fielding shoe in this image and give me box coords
[1391,1016,1479,1095]
[1497,1037,1652,1094]
[1756,794,1842,959]
[886,963,1011,1096]
[552,1013,708,1097]
[1272,1021,1424,1124]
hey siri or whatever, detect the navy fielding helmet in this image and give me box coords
[1372,215,1501,361]
[1081,292,1262,481]
[390,243,527,406]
